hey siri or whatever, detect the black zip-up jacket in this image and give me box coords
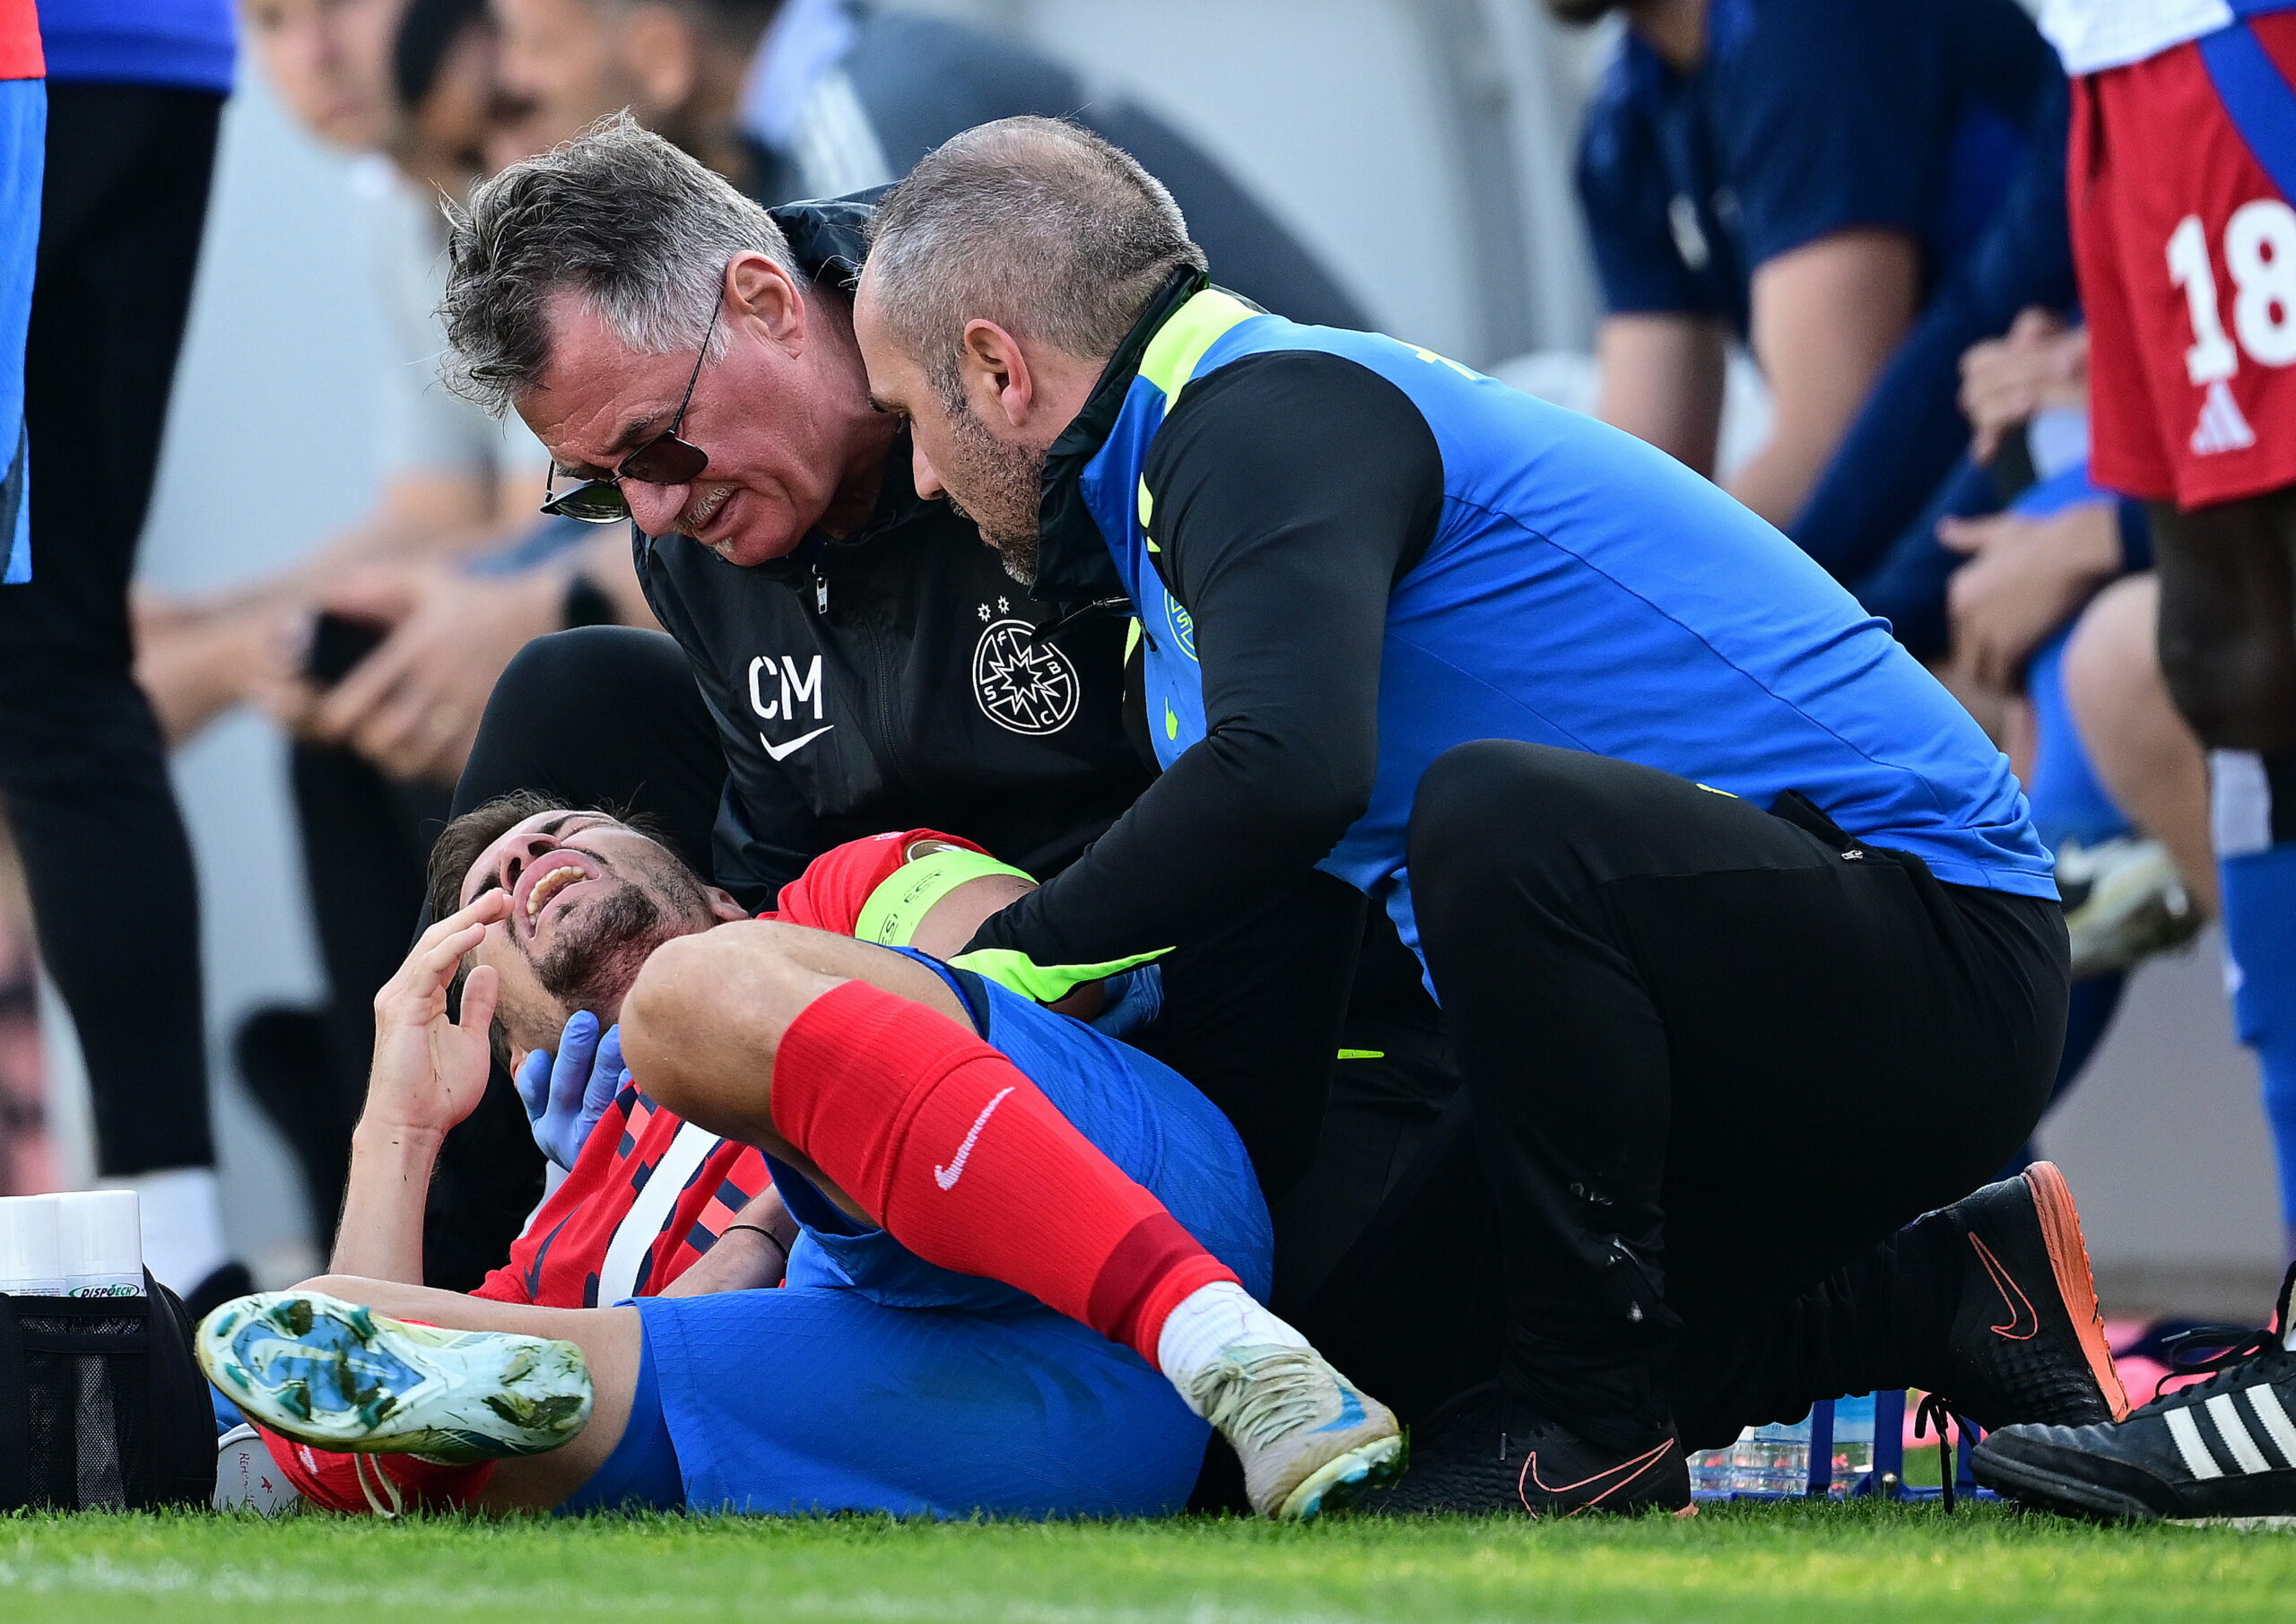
[635,200,1149,908]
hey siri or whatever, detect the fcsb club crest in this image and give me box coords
[972,619,1080,735]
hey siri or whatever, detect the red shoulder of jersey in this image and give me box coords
[764,828,986,934]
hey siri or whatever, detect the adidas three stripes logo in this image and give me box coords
[2162,1385,2296,1480]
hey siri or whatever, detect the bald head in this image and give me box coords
[862,116,1205,404]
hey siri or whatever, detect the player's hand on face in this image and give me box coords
[362,891,511,1142]
[513,1013,628,1171]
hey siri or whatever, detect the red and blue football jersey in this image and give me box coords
[469,828,987,1308]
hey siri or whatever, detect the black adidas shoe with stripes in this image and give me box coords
[1975,1263,2296,1526]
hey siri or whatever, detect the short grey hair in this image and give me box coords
[864,117,1205,406]
[439,111,802,415]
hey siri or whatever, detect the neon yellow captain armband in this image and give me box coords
[944,946,1174,1004]
[855,847,1038,948]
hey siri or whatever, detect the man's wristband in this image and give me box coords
[561,572,618,630]
[722,1222,788,1261]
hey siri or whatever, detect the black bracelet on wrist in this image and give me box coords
[560,572,617,630]
[721,1222,789,1261]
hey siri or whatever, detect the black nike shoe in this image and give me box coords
[1362,1383,1690,1517]
[1975,1264,2296,1525]
[1919,1161,2130,1431]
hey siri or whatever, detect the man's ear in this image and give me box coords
[959,318,1034,431]
[703,886,751,924]
[728,253,806,352]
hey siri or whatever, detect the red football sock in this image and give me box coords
[771,978,1238,1367]
[257,1424,495,1515]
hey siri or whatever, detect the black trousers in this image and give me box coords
[243,743,454,1234]
[0,85,222,1177]
[1299,741,2068,1452]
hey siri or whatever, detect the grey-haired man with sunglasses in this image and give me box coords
[435,116,1383,1246]
[441,111,1146,907]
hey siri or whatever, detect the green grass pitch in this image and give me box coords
[2,1501,2292,1623]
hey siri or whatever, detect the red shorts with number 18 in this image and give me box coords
[2072,13,2296,511]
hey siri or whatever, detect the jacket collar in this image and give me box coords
[767,192,883,291]
[1030,265,1207,604]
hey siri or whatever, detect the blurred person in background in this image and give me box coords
[1978,0,2296,1535]
[0,0,245,1307]
[1553,0,2062,529]
[1944,317,2213,962]
[489,0,1368,327]
[2039,2,2296,1271]
[135,0,656,1256]
[0,827,54,1197]
[1909,308,2217,1164]
[0,0,42,1201]
[484,0,765,180]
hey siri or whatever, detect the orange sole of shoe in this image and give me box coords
[2023,1160,2133,1420]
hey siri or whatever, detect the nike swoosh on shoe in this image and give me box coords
[1518,1437,1675,1516]
[1972,1232,2041,1340]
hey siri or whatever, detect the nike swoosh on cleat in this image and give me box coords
[761,725,834,761]
[1518,1438,1674,1517]
[1970,1233,2039,1341]
[934,1088,1015,1190]
[1309,1386,1367,1434]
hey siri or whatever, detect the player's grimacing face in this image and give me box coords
[459,811,720,1053]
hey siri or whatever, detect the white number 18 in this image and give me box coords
[2169,201,2296,384]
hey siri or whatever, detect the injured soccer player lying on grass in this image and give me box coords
[196,797,1404,1521]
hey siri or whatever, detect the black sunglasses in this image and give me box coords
[540,297,722,525]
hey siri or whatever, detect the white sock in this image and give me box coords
[1154,1280,1312,1401]
[99,1167,228,1295]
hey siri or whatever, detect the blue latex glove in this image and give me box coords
[1089,963,1164,1039]
[512,1012,627,1171]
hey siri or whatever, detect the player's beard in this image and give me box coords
[939,397,1047,586]
[533,861,713,1015]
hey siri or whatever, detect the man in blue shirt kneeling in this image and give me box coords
[847,117,2132,1515]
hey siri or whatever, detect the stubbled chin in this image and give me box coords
[712,523,806,568]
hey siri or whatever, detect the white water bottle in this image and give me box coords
[58,1190,144,1298]
[0,1194,65,1296]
